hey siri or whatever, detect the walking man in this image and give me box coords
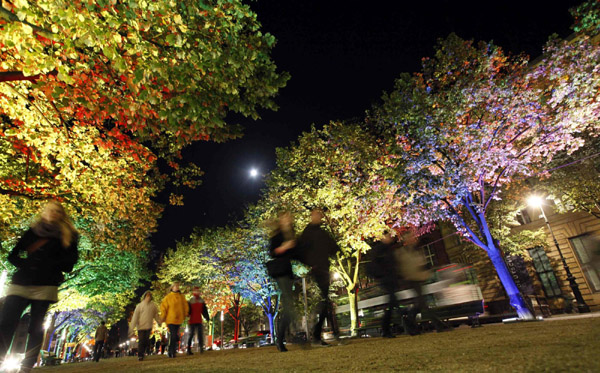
[129,290,160,361]
[187,286,210,354]
[367,231,400,337]
[297,208,341,346]
[160,282,189,358]
[94,321,108,362]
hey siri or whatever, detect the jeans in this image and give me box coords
[312,270,338,340]
[93,340,104,362]
[0,295,51,369]
[187,324,204,352]
[381,277,399,334]
[137,329,151,358]
[275,275,295,344]
[167,324,180,357]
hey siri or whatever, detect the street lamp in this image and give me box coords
[0,270,7,297]
[528,195,590,313]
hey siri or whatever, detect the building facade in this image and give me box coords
[437,204,600,316]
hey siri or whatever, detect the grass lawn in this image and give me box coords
[38,317,600,372]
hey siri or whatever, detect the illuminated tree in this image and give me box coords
[0,0,288,236]
[542,136,600,219]
[156,227,245,342]
[0,0,288,150]
[371,33,600,318]
[0,0,288,264]
[263,122,401,335]
[228,226,280,339]
[571,0,600,36]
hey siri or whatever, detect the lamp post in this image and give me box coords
[528,196,590,313]
[220,310,224,351]
[301,277,309,341]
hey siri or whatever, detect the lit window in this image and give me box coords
[422,244,436,268]
[569,235,600,293]
[516,209,532,225]
[528,246,562,297]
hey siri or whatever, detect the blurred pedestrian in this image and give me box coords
[397,239,450,334]
[187,286,210,354]
[94,321,108,362]
[149,334,156,355]
[266,211,296,352]
[297,208,341,346]
[129,290,160,361]
[160,333,167,354]
[0,201,79,372]
[160,282,189,358]
[366,231,399,338]
[154,333,161,354]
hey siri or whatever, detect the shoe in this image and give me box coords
[334,337,348,345]
[382,332,396,338]
[187,350,193,355]
[403,315,421,336]
[276,343,288,352]
[311,340,330,347]
[138,357,144,361]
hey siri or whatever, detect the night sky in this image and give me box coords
[151,0,580,252]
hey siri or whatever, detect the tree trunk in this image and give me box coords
[266,313,275,340]
[264,296,276,338]
[347,289,358,337]
[233,297,241,342]
[209,319,214,346]
[478,214,533,319]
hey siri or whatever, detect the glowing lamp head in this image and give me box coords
[332,272,341,280]
[249,168,259,178]
[527,196,544,208]
[0,355,22,372]
[43,316,51,331]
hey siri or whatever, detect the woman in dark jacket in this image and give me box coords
[267,211,296,352]
[0,201,78,372]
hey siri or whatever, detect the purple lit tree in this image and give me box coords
[229,237,280,339]
[371,33,600,318]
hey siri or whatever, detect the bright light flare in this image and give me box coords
[249,168,258,178]
[0,270,7,298]
[527,195,544,208]
[0,355,23,372]
[43,316,51,331]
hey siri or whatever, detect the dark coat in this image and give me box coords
[366,240,398,287]
[267,231,294,277]
[296,223,340,272]
[8,228,79,286]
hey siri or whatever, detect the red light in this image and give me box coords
[436,264,458,272]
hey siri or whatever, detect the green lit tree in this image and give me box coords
[263,122,401,336]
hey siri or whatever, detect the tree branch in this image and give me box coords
[0,70,57,83]
[0,6,54,35]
